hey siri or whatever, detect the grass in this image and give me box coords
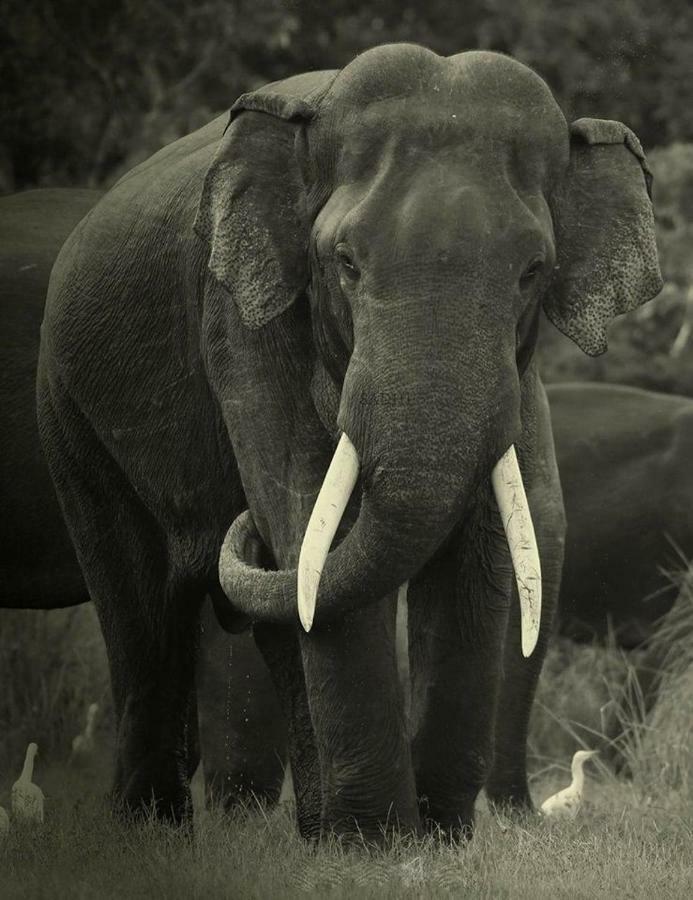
[1,579,693,898]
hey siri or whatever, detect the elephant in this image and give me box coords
[36,44,661,841]
[1,188,100,609]
[0,188,286,807]
[548,381,693,764]
[2,195,682,803]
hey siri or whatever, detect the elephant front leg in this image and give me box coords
[485,488,564,812]
[300,596,419,843]
[409,522,512,838]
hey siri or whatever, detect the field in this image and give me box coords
[1,585,692,899]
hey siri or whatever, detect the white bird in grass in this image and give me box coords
[70,702,100,763]
[0,805,10,841]
[11,742,44,824]
[540,750,598,819]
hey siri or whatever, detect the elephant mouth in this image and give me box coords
[299,432,541,656]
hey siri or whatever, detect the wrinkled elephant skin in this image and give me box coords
[34,45,660,840]
[0,189,283,805]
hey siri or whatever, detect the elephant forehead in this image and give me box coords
[328,46,561,122]
[323,47,568,181]
[329,117,561,219]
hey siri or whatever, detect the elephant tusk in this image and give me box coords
[491,444,542,658]
[297,432,360,632]
[396,582,411,730]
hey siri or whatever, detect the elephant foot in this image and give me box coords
[111,756,193,826]
[205,769,283,813]
[485,780,535,818]
[320,812,421,847]
[418,796,475,842]
[320,792,421,846]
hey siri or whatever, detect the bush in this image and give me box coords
[0,605,111,774]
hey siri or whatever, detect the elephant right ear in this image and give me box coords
[546,118,663,356]
[194,72,337,329]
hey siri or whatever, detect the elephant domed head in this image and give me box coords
[195,43,661,638]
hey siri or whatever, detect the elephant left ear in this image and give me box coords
[545,118,663,356]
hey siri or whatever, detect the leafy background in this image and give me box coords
[3,0,692,384]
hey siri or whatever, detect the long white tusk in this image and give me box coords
[491,444,542,658]
[297,432,360,632]
[396,583,411,730]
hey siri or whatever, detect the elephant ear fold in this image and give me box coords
[545,118,663,356]
[194,72,337,329]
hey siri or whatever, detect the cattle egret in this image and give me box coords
[70,702,100,763]
[540,750,598,819]
[0,806,9,840]
[11,743,44,824]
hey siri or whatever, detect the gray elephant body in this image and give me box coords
[36,45,660,839]
[0,189,99,609]
[3,204,685,795]
[550,382,693,645]
[0,188,285,805]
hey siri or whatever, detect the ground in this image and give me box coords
[0,591,692,898]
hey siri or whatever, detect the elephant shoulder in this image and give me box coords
[41,118,227,410]
[110,114,227,197]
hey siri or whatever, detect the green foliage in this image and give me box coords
[2,0,693,189]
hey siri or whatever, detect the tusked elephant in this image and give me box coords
[0,188,286,808]
[2,195,683,805]
[37,44,660,841]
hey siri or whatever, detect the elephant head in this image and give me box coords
[196,45,661,642]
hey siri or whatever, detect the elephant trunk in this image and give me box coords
[218,382,542,657]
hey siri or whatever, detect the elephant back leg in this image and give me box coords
[37,372,204,824]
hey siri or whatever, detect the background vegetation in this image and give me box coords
[3,0,692,383]
[2,0,693,186]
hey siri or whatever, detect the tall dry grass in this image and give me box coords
[0,573,691,897]
[0,605,111,773]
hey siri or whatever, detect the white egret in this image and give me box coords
[540,750,598,819]
[11,743,44,825]
[70,702,100,763]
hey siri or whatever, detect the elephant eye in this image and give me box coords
[335,244,360,282]
[519,258,544,292]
